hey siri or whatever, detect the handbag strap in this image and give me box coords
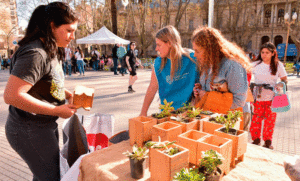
[274,82,286,96]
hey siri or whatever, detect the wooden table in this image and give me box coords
[78,140,291,181]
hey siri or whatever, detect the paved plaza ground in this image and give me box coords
[0,68,299,180]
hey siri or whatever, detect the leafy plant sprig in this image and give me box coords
[145,136,176,149]
[123,145,149,161]
[186,107,202,118]
[199,149,223,176]
[173,168,206,181]
[224,110,242,133]
[156,99,175,118]
[164,147,180,156]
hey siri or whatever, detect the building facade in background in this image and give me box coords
[0,0,19,58]
[123,0,299,57]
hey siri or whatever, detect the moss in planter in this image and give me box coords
[164,147,180,156]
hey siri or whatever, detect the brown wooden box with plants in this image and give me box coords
[150,143,189,181]
[177,130,210,165]
[197,135,233,175]
[214,128,248,167]
[129,116,157,147]
[152,121,182,142]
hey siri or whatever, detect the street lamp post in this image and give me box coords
[283,12,297,65]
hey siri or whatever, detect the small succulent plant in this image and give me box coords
[123,145,149,161]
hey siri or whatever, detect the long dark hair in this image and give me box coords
[255,42,278,75]
[18,2,78,62]
[77,47,83,57]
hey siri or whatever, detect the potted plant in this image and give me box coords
[177,130,210,165]
[123,145,149,179]
[129,116,157,147]
[209,111,242,131]
[149,141,189,181]
[185,107,202,119]
[151,99,175,124]
[152,121,182,142]
[173,168,205,181]
[145,137,176,173]
[170,114,199,132]
[199,114,224,135]
[196,135,232,174]
[214,111,248,167]
[198,149,223,181]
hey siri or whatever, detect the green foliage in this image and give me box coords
[199,150,223,176]
[224,110,242,133]
[123,145,149,161]
[173,168,206,181]
[164,147,180,156]
[186,107,201,118]
[145,137,176,149]
[157,99,175,118]
[181,102,194,111]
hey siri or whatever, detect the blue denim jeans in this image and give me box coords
[5,116,60,181]
[77,60,85,75]
[113,58,118,74]
[63,62,68,75]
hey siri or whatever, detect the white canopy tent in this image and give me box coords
[76,26,130,45]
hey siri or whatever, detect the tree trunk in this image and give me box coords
[290,29,300,60]
[111,0,118,35]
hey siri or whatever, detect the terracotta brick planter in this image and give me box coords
[199,119,224,135]
[152,122,182,142]
[150,143,189,181]
[177,130,210,165]
[129,116,157,147]
[197,135,233,175]
[214,128,248,167]
[170,118,199,133]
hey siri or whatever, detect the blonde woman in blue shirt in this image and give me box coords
[140,25,199,116]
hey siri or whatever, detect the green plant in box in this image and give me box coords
[199,149,223,176]
[186,107,202,119]
[123,145,149,161]
[173,168,205,181]
[224,110,242,133]
[170,114,189,123]
[153,99,175,118]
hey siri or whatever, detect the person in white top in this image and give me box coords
[75,46,85,76]
[91,47,100,70]
[65,47,72,76]
[250,42,287,149]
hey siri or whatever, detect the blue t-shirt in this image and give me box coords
[199,58,248,109]
[154,52,199,110]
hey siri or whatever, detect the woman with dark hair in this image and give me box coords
[75,46,85,76]
[250,42,287,149]
[3,2,78,180]
[125,41,143,92]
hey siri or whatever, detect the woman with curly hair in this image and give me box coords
[192,27,251,114]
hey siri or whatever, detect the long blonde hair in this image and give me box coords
[156,25,195,80]
[192,27,251,81]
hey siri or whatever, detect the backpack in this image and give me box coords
[91,51,97,61]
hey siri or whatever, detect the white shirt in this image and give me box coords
[75,52,83,60]
[65,48,72,60]
[91,50,100,59]
[252,61,287,101]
